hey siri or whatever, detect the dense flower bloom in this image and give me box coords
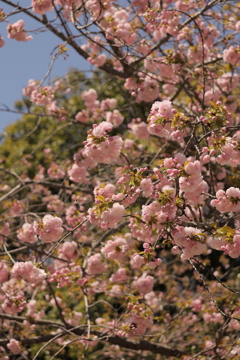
[179,160,209,205]
[128,119,149,139]
[82,88,98,104]
[68,164,88,183]
[223,46,240,66]
[147,100,173,138]
[11,261,47,284]
[49,264,83,288]
[173,226,206,260]
[2,1,240,356]
[31,86,54,106]
[101,237,128,260]
[133,274,154,294]
[130,253,145,269]
[17,223,38,243]
[211,187,240,213]
[84,122,123,164]
[216,135,240,167]
[101,203,125,228]
[31,0,53,14]
[2,294,27,314]
[110,268,129,283]
[58,241,78,260]
[33,214,63,242]
[140,178,153,197]
[86,253,108,275]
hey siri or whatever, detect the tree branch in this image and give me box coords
[2,0,129,78]
[0,313,188,357]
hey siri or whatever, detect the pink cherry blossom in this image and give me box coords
[22,79,38,97]
[140,178,153,198]
[101,237,128,261]
[88,53,107,67]
[128,119,149,139]
[68,164,88,183]
[86,253,108,275]
[110,268,129,283]
[11,261,47,284]
[211,187,240,213]
[17,223,38,243]
[123,314,153,336]
[33,214,63,243]
[2,0,240,356]
[223,46,240,66]
[106,110,124,127]
[47,162,65,179]
[173,226,206,260]
[133,274,154,294]
[151,100,173,119]
[49,264,83,288]
[58,241,78,260]
[84,122,123,164]
[7,339,21,355]
[7,20,32,41]
[31,86,54,106]
[92,121,113,138]
[2,292,27,314]
[32,0,53,14]
[101,203,125,228]
[179,160,209,205]
[82,88,98,104]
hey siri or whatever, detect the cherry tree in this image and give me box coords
[0,0,240,358]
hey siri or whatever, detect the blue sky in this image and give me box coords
[0,3,90,132]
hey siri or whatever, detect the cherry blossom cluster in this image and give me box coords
[17,223,37,243]
[211,187,240,213]
[179,160,209,205]
[88,202,125,229]
[172,226,206,260]
[67,122,123,184]
[75,88,123,127]
[33,214,63,242]
[101,236,128,261]
[11,261,47,284]
[208,132,240,167]
[223,46,240,66]
[1,0,240,357]
[128,118,149,139]
[31,86,54,106]
[7,20,32,41]
[125,75,160,103]
[83,121,123,164]
[31,0,53,15]
[49,263,83,288]
[147,100,187,143]
[209,226,240,259]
